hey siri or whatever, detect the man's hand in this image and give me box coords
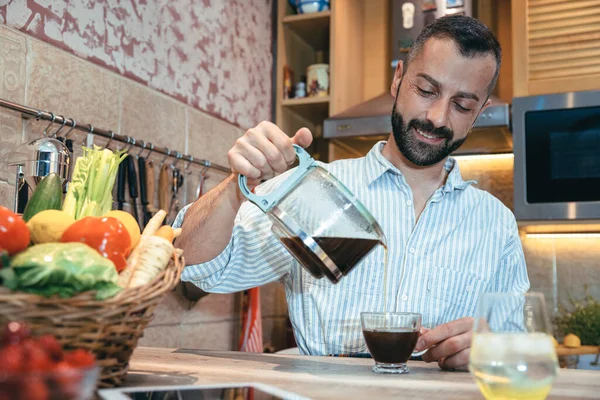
[413,317,474,371]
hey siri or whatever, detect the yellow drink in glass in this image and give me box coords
[469,332,558,400]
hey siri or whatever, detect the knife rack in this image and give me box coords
[0,97,231,173]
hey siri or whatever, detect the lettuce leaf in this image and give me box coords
[1,243,122,300]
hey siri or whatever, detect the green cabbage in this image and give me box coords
[1,243,122,300]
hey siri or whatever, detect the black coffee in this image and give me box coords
[362,329,419,364]
[280,236,381,282]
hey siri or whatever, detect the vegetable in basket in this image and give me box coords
[0,206,30,257]
[62,145,127,220]
[0,243,122,300]
[60,216,132,272]
[118,210,181,288]
[22,173,63,222]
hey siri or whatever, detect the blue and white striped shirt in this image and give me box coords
[173,141,530,355]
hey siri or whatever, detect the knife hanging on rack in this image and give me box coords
[126,155,140,228]
[137,156,151,228]
[159,163,171,225]
[146,158,156,217]
[116,159,126,211]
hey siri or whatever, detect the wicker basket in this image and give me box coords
[0,253,184,388]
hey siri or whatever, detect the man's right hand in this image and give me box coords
[227,121,313,188]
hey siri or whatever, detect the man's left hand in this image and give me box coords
[413,317,474,371]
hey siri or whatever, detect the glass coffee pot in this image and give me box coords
[239,145,385,284]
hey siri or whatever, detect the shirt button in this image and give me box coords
[466,285,472,292]
[402,295,408,301]
[406,200,412,206]
[409,247,415,254]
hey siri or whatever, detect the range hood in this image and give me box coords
[323,92,513,156]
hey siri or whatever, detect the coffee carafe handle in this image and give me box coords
[238,144,314,212]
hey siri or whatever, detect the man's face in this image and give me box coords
[391,38,496,166]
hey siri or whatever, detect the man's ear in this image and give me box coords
[390,61,404,97]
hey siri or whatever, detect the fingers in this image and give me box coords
[415,317,474,352]
[422,330,472,363]
[292,127,313,148]
[228,121,313,182]
[438,348,470,371]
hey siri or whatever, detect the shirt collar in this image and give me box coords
[365,141,476,192]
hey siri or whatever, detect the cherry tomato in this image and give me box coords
[37,334,63,362]
[1,321,31,345]
[0,343,24,373]
[64,348,95,368]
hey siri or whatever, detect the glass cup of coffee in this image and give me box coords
[361,312,427,374]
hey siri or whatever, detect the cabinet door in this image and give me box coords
[512,0,600,97]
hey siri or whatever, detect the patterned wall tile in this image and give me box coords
[0,25,26,183]
[1,0,273,128]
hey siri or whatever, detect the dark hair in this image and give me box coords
[405,14,502,96]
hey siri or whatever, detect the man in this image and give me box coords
[174,15,529,370]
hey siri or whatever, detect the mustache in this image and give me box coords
[408,118,454,141]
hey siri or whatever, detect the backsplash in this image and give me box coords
[0,0,273,128]
[0,22,288,352]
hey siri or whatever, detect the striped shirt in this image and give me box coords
[173,141,530,355]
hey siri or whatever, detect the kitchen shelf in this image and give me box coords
[282,96,330,124]
[283,11,330,49]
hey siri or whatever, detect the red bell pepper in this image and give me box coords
[0,206,30,258]
[60,216,131,272]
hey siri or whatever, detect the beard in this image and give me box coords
[391,97,467,167]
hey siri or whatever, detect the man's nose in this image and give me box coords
[426,98,450,129]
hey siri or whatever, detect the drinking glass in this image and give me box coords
[361,312,427,374]
[469,292,559,400]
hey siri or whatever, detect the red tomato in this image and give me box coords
[19,377,49,400]
[60,216,131,272]
[22,338,52,372]
[0,206,30,255]
[37,334,63,362]
[64,348,96,368]
[0,344,24,373]
[52,361,79,398]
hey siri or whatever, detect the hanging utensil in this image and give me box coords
[126,155,140,228]
[196,165,209,199]
[136,142,150,228]
[159,164,171,217]
[116,159,126,210]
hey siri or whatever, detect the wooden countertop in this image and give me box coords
[125,347,598,399]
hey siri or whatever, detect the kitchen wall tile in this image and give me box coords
[187,108,242,168]
[180,321,237,350]
[182,292,238,325]
[522,236,557,317]
[554,238,600,310]
[120,80,186,153]
[149,290,189,327]
[138,324,181,349]
[0,181,15,210]
[456,156,514,210]
[0,25,27,182]
[25,37,120,146]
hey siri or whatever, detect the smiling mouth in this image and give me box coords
[415,128,445,143]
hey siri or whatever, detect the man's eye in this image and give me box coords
[417,87,434,96]
[454,103,471,112]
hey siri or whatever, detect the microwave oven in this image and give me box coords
[512,90,600,221]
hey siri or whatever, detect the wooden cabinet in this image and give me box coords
[275,0,391,161]
[512,0,600,97]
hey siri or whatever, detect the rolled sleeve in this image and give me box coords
[172,173,296,294]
